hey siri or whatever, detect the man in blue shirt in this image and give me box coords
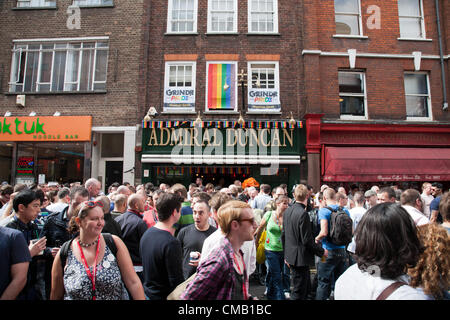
[314,188,350,300]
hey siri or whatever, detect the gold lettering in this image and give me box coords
[191,128,202,147]
[259,129,270,147]
[148,129,158,146]
[211,129,221,146]
[170,128,183,146]
[227,129,237,147]
[202,129,211,146]
[183,128,192,146]
[237,129,247,147]
[160,128,170,146]
[282,129,294,147]
[249,129,259,147]
[271,129,281,147]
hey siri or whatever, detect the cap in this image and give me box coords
[364,190,377,198]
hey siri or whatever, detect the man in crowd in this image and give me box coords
[364,190,378,209]
[430,182,443,224]
[95,195,122,237]
[252,184,272,210]
[170,184,194,235]
[0,226,31,300]
[45,187,70,213]
[346,191,366,264]
[0,184,13,210]
[111,194,128,219]
[140,192,184,299]
[314,188,350,300]
[282,184,327,300]
[420,182,434,219]
[264,186,286,213]
[379,187,397,203]
[401,189,429,226]
[177,199,217,279]
[116,193,148,281]
[143,189,164,228]
[85,178,102,200]
[5,190,46,300]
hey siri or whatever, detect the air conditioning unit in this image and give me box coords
[16,95,26,107]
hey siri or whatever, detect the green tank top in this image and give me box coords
[263,210,283,252]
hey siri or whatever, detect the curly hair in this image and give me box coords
[408,223,450,299]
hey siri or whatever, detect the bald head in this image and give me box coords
[128,193,145,213]
[85,178,101,198]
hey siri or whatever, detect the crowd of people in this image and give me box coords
[0,177,448,300]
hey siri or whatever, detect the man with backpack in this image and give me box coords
[314,188,352,300]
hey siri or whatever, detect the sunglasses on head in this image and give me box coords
[83,201,104,208]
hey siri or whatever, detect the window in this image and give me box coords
[206,62,237,111]
[247,62,280,112]
[9,39,109,93]
[398,0,425,39]
[16,0,56,7]
[248,0,278,33]
[72,0,113,6]
[404,73,431,120]
[207,0,237,33]
[167,0,197,33]
[334,0,362,36]
[164,62,196,112]
[339,71,367,119]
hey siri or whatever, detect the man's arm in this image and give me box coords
[315,219,328,244]
[0,262,29,300]
[430,210,439,223]
[300,212,325,257]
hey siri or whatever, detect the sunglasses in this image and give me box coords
[84,201,104,208]
[238,217,255,224]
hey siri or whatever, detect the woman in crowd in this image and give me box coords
[50,201,145,300]
[254,195,290,300]
[335,203,428,300]
[408,223,450,299]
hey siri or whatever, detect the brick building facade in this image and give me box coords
[302,0,450,191]
[0,0,145,189]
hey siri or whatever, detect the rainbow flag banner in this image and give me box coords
[207,63,236,110]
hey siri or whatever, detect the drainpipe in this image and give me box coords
[435,0,448,111]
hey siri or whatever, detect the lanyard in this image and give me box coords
[233,251,248,300]
[77,235,101,300]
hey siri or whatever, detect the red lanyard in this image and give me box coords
[77,235,101,300]
[233,251,248,300]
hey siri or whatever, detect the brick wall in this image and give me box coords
[0,0,145,127]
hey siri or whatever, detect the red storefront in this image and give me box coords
[305,114,450,191]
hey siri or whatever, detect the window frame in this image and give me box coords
[205,61,238,112]
[404,71,432,121]
[207,0,238,34]
[166,0,198,34]
[248,0,279,34]
[334,0,364,37]
[9,38,109,94]
[338,70,368,120]
[163,61,197,113]
[71,0,114,7]
[398,0,426,40]
[16,0,56,8]
[247,61,281,113]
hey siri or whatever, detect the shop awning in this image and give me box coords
[323,147,450,182]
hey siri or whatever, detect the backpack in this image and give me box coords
[59,233,117,270]
[325,206,353,246]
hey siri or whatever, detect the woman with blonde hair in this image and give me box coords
[50,201,145,300]
[408,223,450,300]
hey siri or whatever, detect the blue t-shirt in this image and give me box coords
[0,226,32,297]
[318,204,350,250]
[430,196,442,223]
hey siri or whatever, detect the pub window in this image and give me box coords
[207,0,237,33]
[339,70,367,119]
[164,61,196,113]
[247,62,281,113]
[9,39,108,93]
[334,0,363,36]
[404,72,431,120]
[167,0,197,33]
[72,0,113,6]
[398,0,425,39]
[16,0,56,7]
[248,0,278,34]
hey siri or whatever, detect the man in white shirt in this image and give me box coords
[347,192,366,256]
[400,189,429,226]
[420,182,434,219]
[251,184,272,210]
[45,188,70,213]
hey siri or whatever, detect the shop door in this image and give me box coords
[105,161,123,191]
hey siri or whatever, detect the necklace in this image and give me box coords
[78,237,99,248]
